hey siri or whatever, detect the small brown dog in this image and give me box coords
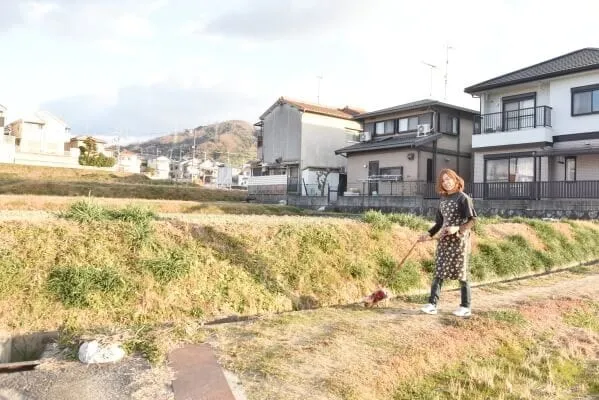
[363,288,390,308]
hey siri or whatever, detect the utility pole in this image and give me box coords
[422,61,437,98]
[444,44,454,100]
[317,74,323,104]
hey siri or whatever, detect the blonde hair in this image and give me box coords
[436,168,464,195]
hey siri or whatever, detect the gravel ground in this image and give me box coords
[0,355,174,400]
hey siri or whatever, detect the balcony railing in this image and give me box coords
[342,180,599,200]
[474,106,552,134]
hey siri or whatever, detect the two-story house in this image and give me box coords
[7,111,71,155]
[254,96,363,196]
[464,48,599,200]
[334,99,478,196]
[117,150,142,174]
[146,155,171,180]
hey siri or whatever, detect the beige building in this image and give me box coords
[335,99,478,196]
[254,96,363,195]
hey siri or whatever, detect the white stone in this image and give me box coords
[78,340,125,364]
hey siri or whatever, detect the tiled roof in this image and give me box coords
[354,99,478,119]
[465,48,599,93]
[334,133,442,155]
[260,97,360,120]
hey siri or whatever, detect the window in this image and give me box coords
[572,85,599,115]
[485,157,534,182]
[375,120,394,134]
[565,157,576,181]
[503,94,535,130]
[397,116,423,132]
[439,113,459,134]
[379,166,403,180]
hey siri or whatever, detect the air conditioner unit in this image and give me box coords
[360,131,372,142]
[416,124,431,137]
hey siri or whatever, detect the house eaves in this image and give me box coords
[353,99,479,120]
[335,132,443,155]
[464,48,599,94]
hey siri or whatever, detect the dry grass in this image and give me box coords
[0,163,247,202]
[483,223,545,251]
[0,163,150,183]
[0,195,306,215]
[208,283,599,400]
[2,202,599,396]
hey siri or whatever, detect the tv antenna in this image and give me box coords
[444,44,454,100]
[421,61,437,98]
[317,74,323,104]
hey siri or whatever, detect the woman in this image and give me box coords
[419,168,477,317]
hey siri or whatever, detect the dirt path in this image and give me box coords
[208,266,599,400]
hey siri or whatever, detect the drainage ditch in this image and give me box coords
[0,331,58,372]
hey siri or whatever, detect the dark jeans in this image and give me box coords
[428,277,471,308]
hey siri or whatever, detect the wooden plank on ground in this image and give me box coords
[169,344,235,400]
[0,360,40,373]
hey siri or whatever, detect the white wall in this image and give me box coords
[482,82,549,114]
[549,70,599,136]
[301,169,339,196]
[300,112,361,170]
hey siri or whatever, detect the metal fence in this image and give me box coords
[474,106,552,134]
[340,180,599,200]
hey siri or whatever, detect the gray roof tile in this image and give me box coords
[465,48,599,93]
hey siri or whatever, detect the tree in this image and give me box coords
[78,137,116,167]
[316,169,332,196]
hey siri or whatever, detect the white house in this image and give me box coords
[253,96,363,196]
[0,104,15,163]
[464,47,599,199]
[7,111,71,155]
[146,156,171,179]
[117,150,142,174]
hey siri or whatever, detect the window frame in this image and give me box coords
[571,84,599,116]
[379,166,403,181]
[565,156,576,181]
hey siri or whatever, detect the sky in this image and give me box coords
[2,0,599,143]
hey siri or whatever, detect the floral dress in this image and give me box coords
[430,192,477,281]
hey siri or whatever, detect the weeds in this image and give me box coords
[393,337,596,399]
[141,250,193,284]
[376,251,421,293]
[47,265,130,308]
[363,210,432,232]
[484,309,527,326]
[363,210,392,231]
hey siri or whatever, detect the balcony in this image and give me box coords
[472,106,553,148]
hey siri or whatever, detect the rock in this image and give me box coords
[78,340,125,364]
